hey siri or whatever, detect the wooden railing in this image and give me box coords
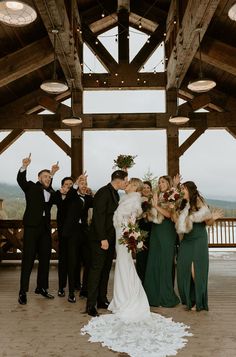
[0,218,236,261]
[207,218,236,247]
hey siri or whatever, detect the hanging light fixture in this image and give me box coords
[187,28,216,93]
[62,81,82,126]
[228,3,236,21]
[40,29,68,95]
[0,1,37,26]
[169,78,189,125]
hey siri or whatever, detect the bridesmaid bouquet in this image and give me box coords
[159,187,183,209]
[119,215,148,254]
[113,154,137,170]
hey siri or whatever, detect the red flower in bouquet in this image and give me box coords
[159,188,183,209]
[118,215,148,254]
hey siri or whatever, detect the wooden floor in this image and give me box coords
[0,252,236,357]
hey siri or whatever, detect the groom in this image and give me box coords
[86,170,128,316]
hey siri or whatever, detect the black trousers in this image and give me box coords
[87,240,115,307]
[74,225,91,292]
[20,219,51,292]
[58,230,67,290]
[61,224,87,293]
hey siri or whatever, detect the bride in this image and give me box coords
[81,178,191,357]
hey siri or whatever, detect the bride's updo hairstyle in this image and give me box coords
[129,178,143,192]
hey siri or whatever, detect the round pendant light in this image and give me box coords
[62,116,82,126]
[0,1,37,26]
[228,3,236,21]
[169,115,189,125]
[187,28,216,93]
[40,29,68,95]
[40,79,68,95]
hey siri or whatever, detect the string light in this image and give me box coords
[101,11,105,18]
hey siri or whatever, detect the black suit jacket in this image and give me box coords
[17,169,53,227]
[62,190,84,237]
[89,183,119,243]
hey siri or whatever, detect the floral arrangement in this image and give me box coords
[159,187,183,209]
[118,215,148,254]
[141,196,153,221]
[113,154,137,170]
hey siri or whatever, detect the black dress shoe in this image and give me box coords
[58,289,65,297]
[18,291,27,305]
[86,306,99,317]
[97,301,110,309]
[35,288,54,299]
[68,293,76,303]
[79,290,88,298]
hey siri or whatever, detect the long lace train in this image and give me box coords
[81,312,192,357]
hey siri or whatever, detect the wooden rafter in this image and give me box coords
[43,129,71,156]
[0,129,25,154]
[131,0,167,26]
[178,93,211,115]
[178,128,207,157]
[130,25,164,71]
[200,36,236,76]
[118,8,129,64]
[82,24,119,73]
[83,72,166,89]
[0,37,53,87]
[35,0,82,90]
[166,0,220,89]
[0,112,236,130]
[226,127,236,140]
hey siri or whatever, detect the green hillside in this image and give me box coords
[0,183,235,219]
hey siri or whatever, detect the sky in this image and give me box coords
[0,27,236,200]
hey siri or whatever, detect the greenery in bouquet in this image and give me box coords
[119,216,148,254]
[113,154,137,170]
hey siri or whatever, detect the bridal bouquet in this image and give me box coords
[119,215,148,254]
[113,154,137,170]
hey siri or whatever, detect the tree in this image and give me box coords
[142,168,158,190]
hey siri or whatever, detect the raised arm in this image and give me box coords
[17,155,31,192]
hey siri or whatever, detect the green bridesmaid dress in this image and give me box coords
[144,218,180,307]
[177,222,209,311]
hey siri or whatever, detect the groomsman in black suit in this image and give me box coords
[74,179,93,297]
[17,155,59,305]
[53,177,73,297]
[86,170,128,317]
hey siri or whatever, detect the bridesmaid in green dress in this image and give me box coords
[136,181,153,284]
[144,176,180,307]
[175,181,222,311]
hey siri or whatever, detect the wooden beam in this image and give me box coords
[37,96,71,116]
[166,89,179,175]
[118,8,129,64]
[0,89,70,115]
[130,26,165,71]
[83,72,166,89]
[178,93,211,115]
[166,0,220,89]
[35,0,82,90]
[43,129,71,156]
[0,37,53,87]
[226,127,236,140]
[0,111,236,130]
[200,37,236,76]
[78,0,116,26]
[131,1,166,26]
[0,129,25,154]
[82,24,119,73]
[178,128,207,157]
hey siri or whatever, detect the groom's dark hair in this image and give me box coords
[111,170,128,181]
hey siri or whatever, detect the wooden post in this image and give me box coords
[71,90,83,178]
[166,89,180,176]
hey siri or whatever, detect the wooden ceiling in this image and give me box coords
[0,0,236,130]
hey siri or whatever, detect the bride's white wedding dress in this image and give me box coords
[81,192,192,357]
